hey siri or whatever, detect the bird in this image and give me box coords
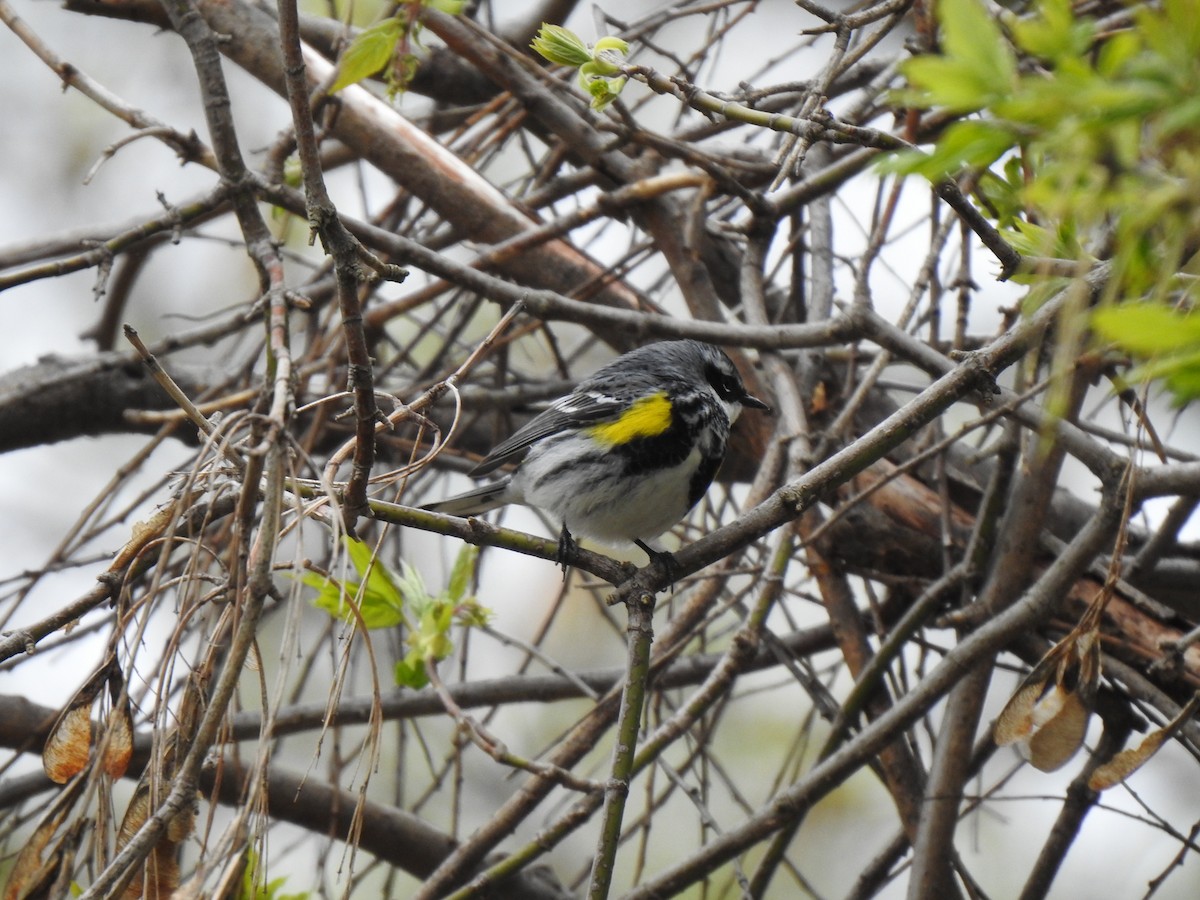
[423,340,770,567]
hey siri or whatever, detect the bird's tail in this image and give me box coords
[421,476,513,518]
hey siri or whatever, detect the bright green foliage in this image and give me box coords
[237,849,309,900]
[890,0,1200,269]
[889,0,1200,403]
[304,540,489,689]
[304,537,407,629]
[531,24,630,111]
[897,0,1015,114]
[329,18,405,95]
[1093,304,1200,404]
[530,24,594,67]
[1093,305,1200,356]
[593,37,630,63]
[393,543,490,689]
[328,0,466,97]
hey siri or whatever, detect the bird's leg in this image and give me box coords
[556,524,577,580]
[634,539,679,588]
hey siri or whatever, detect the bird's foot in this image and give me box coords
[556,525,577,581]
[634,539,679,589]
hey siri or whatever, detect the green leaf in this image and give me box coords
[309,577,349,617]
[310,576,406,629]
[345,538,400,597]
[329,18,404,95]
[1131,349,1200,404]
[238,848,310,900]
[974,159,1025,227]
[412,604,455,661]
[1158,95,1200,140]
[1008,0,1094,63]
[899,57,998,112]
[938,0,1015,90]
[394,655,429,689]
[395,559,431,611]
[446,544,478,603]
[456,599,492,628]
[1094,304,1200,404]
[594,36,630,55]
[881,120,1015,178]
[1164,367,1200,403]
[308,538,409,629]
[423,0,465,13]
[530,24,592,68]
[898,0,1015,112]
[578,66,627,111]
[1144,0,1200,67]
[393,597,461,688]
[591,36,629,75]
[531,24,630,110]
[1092,304,1200,355]
[1094,30,1140,78]
[299,570,338,596]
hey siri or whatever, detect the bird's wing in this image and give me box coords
[469,391,625,476]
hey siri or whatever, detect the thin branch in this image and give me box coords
[587,590,656,899]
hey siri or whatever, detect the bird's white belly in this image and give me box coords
[512,441,704,545]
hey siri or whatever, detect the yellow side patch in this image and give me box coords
[587,392,673,446]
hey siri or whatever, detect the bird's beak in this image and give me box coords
[741,393,772,413]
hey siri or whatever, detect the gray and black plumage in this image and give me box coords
[423,340,769,562]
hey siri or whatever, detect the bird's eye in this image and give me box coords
[706,364,741,401]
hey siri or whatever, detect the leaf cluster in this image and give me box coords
[302,539,489,688]
[1092,303,1200,404]
[328,0,466,97]
[530,24,630,111]
[890,0,1200,401]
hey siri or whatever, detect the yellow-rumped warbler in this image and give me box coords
[423,340,769,563]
